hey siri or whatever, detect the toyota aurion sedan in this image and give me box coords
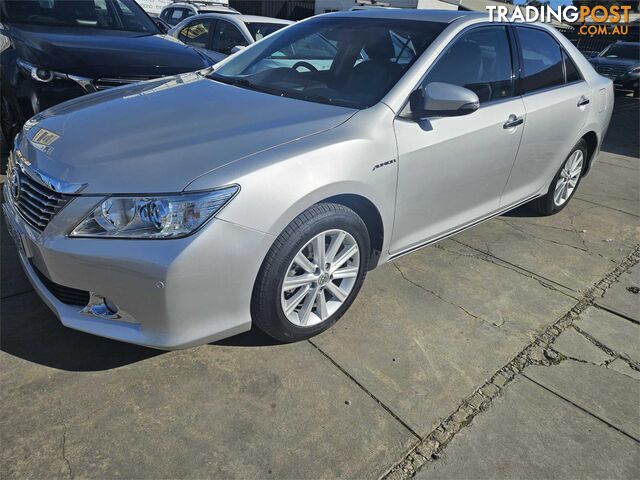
[3,10,613,349]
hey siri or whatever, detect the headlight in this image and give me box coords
[17,58,68,83]
[70,186,239,239]
[630,66,640,74]
[0,33,11,53]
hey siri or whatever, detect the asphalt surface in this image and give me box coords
[1,95,638,479]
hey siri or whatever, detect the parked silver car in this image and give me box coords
[3,10,613,349]
[168,13,293,63]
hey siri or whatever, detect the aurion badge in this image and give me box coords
[9,166,21,201]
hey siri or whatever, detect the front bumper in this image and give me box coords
[3,186,274,349]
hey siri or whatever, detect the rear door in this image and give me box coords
[500,26,591,206]
[391,25,525,254]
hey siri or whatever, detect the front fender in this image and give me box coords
[186,104,399,256]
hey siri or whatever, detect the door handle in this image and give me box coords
[503,115,524,129]
[577,96,590,107]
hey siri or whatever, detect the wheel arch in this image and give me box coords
[319,193,384,270]
[581,130,599,176]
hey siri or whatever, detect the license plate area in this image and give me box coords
[3,206,32,258]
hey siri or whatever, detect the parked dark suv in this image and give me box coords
[589,41,640,97]
[0,0,213,146]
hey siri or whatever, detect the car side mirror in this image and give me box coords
[230,45,246,54]
[410,82,479,119]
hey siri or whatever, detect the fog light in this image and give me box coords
[35,68,54,82]
[81,292,121,320]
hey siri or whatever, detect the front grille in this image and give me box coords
[10,169,70,232]
[94,76,160,90]
[595,65,628,78]
[31,263,90,307]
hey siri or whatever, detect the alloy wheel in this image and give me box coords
[280,229,360,327]
[553,150,583,207]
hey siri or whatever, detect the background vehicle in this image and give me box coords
[589,41,640,97]
[169,13,293,62]
[159,0,239,26]
[0,0,213,148]
[3,11,613,349]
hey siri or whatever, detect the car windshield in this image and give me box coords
[209,16,446,109]
[246,22,289,41]
[0,0,159,33]
[601,43,639,60]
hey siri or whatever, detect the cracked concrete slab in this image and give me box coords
[551,328,612,365]
[609,358,640,381]
[595,263,640,321]
[525,360,640,441]
[394,239,576,336]
[312,248,575,435]
[575,153,640,217]
[414,377,640,480]
[453,196,638,293]
[1,307,414,479]
[575,306,640,364]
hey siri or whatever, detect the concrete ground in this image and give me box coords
[1,96,638,480]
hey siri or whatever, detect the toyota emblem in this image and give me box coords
[9,167,21,201]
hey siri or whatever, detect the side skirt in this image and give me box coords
[386,194,542,262]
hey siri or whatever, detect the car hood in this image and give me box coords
[589,56,638,69]
[17,73,356,194]
[7,24,209,78]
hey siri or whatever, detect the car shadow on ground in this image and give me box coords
[0,307,163,371]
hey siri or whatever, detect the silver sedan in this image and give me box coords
[3,10,613,349]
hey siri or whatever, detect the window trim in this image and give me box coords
[512,24,586,98]
[398,22,519,119]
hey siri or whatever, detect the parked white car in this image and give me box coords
[169,13,293,63]
[159,0,239,26]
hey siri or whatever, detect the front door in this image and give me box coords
[391,25,525,255]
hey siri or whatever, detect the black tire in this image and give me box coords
[532,139,587,216]
[251,203,370,343]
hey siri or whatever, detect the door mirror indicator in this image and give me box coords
[410,82,480,119]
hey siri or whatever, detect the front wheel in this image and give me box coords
[251,203,370,342]
[532,139,587,215]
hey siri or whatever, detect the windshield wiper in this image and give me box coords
[208,74,286,96]
[208,74,360,109]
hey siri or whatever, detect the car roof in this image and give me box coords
[163,2,238,12]
[327,8,485,24]
[183,13,294,25]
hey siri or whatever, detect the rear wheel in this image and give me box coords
[251,203,370,342]
[532,139,586,215]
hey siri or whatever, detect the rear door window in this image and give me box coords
[563,50,582,83]
[516,27,565,93]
